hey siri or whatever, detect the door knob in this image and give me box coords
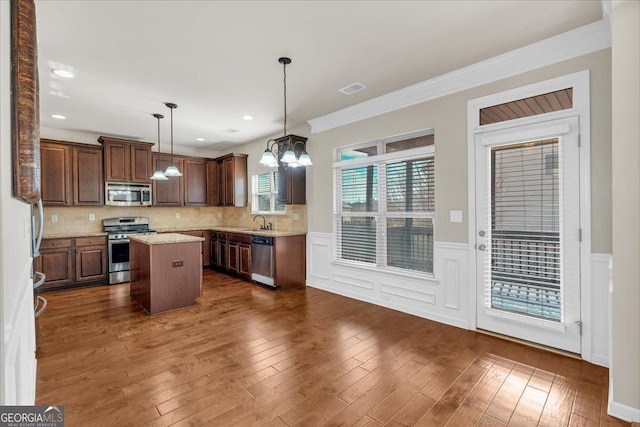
[478,244,486,251]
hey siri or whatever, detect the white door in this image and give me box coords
[475,116,581,353]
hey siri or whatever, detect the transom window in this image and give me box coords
[252,172,285,214]
[334,129,435,274]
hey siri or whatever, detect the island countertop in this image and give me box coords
[130,233,204,245]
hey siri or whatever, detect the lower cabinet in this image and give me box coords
[211,232,251,281]
[36,236,107,292]
[181,230,210,268]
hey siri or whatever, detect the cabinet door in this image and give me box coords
[202,232,210,268]
[184,159,208,206]
[210,238,218,268]
[104,142,130,182]
[217,240,228,271]
[207,161,218,206]
[72,146,104,206]
[227,242,239,274]
[278,165,306,204]
[152,155,183,206]
[75,245,107,282]
[40,142,72,206]
[130,144,152,183]
[35,248,73,289]
[224,158,235,206]
[239,244,251,280]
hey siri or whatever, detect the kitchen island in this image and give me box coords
[129,233,204,314]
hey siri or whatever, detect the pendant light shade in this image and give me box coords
[164,102,182,177]
[259,57,312,168]
[150,113,168,181]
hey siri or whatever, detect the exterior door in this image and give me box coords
[475,116,581,353]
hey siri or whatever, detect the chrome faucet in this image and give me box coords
[253,215,272,230]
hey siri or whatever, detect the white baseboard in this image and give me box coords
[608,400,640,423]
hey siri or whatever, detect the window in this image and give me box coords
[334,130,435,274]
[252,172,285,214]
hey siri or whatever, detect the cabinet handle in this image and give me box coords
[52,242,56,246]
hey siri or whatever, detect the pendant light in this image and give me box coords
[164,102,182,177]
[259,57,311,168]
[149,113,168,180]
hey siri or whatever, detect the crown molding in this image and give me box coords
[308,18,611,134]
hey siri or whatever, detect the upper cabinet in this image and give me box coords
[183,157,208,206]
[216,154,247,207]
[40,139,103,206]
[152,154,183,206]
[278,166,306,205]
[99,136,153,184]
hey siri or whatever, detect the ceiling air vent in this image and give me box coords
[339,82,366,95]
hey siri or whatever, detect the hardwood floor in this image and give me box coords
[35,270,629,426]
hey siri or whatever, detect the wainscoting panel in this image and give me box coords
[590,253,611,367]
[307,233,470,329]
[2,259,37,405]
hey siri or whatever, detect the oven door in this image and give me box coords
[108,239,130,284]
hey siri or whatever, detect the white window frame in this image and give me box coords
[333,128,436,278]
[251,171,286,215]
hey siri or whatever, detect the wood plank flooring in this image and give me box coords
[35,270,630,427]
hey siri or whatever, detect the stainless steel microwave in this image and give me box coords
[105,182,152,206]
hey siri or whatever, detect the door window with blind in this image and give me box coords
[334,130,435,275]
[252,172,285,214]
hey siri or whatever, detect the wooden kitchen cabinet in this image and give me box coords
[278,165,306,205]
[227,241,239,274]
[35,236,108,292]
[35,239,74,290]
[274,235,306,288]
[40,141,72,206]
[152,154,183,206]
[216,154,247,207]
[207,161,218,207]
[72,145,104,206]
[74,236,108,283]
[239,243,251,280]
[181,230,210,268]
[99,136,153,184]
[183,157,208,206]
[40,140,104,206]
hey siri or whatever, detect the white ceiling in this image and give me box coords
[36,1,602,152]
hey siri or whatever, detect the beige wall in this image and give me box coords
[611,0,640,414]
[298,50,612,252]
[42,204,307,235]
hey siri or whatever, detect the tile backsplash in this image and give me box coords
[43,205,307,235]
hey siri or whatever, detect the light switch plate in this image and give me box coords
[293,213,300,221]
[89,213,95,221]
[217,212,222,218]
[51,214,58,223]
[175,213,181,219]
[450,210,463,223]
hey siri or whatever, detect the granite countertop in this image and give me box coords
[129,233,205,245]
[155,226,306,237]
[42,231,108,239]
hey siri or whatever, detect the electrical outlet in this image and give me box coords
[89,213,95,221]
[293,213,300,221]
[175,213,181,219]
[217,212,222,218]
[172,260,184,268]
[51,214,58,223]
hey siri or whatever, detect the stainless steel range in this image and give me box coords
[103,217,155,284]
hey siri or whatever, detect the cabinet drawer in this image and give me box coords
[75,236,107,247]
[40,239,72,250]
[228,233,251,244]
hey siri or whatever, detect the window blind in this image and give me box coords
[487,139,561,321]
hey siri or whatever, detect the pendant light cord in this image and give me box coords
[157,116,161,152]
[283,61,287,136]
[170,106,174,165]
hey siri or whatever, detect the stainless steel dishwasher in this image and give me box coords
[251,235,275,287]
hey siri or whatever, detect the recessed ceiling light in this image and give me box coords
[242,115,253,121]
[51,114,66,120]
[196,138,204,142]
[52,69,74,78]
